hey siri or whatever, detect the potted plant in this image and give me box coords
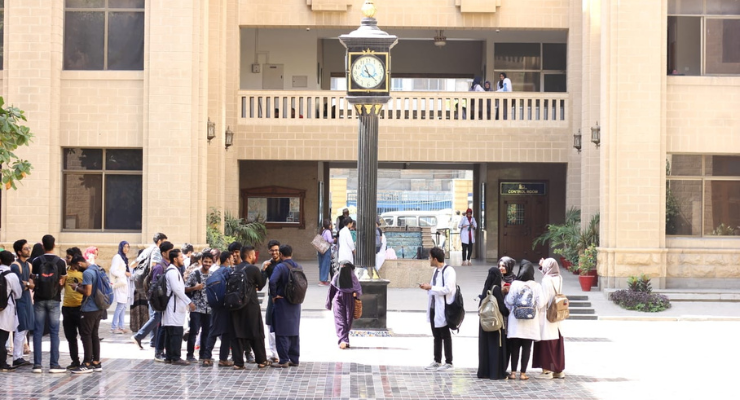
[207,209,268,256]
[577,244,598,291]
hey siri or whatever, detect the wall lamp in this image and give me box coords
[573,129,582,152]
[207,118,216,142]
[225,126,234,149]
[591,121,601,147]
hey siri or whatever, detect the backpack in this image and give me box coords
[478,287,505,343]
[0,270,14,312]
[546,280,570,323]
[147,269,172,312]
[375,227,382,253]
[224,265,254,311]
[89,267,114,310]
[512,283,537,320]
[133,248,155,292]
[205,267,230,308]
[283,261,308,305]
[35,255,61,300]
[440,265,465,332]
[187,269,202,299]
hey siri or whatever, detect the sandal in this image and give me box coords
[520,373,529,381]
[258,360,272,369]
[508,372,517,380]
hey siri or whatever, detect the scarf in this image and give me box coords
[118,241,130,272]
[499,256,516,284]
[541,257,560,277]
[338,262,355,289]
[516,261,535,282]
[467,216,473,242]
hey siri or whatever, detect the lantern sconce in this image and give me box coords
[591,121,601,147]
[225,126,234,149]
[573,129,582,153]
[207,118,216,142]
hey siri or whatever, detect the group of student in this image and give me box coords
[420,252,566,380]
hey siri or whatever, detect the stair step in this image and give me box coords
[567,315,598,320]
[566,295,589,301]
[568,301,591,308]
[568,308,595,315]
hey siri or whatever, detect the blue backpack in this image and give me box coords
[88,266,114,311]
[206,267,231,308]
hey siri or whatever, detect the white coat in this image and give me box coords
[109,254,129,304]
[426,265,456,328]
[337,226,355,264]
[162,266,191,327]
[375,233,387,270]
[539,275,563,340]
[458,217,477,244]
[0,264,22,332]
[505,280,543,341]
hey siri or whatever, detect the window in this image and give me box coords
[493,43,567,92]
[419,216,438,227]
[668,0,740,75]
[666,154,740,236]
[63,148,142,231]
[64,0,145,71]
[242,186,305,229]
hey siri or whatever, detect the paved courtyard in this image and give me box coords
[2,262,737,399]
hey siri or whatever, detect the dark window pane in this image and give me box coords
[704,180,740,235]
[706,0,740,15]
[666,180,701,235]
[64,11,104,70]
[494,43,541,70]
[668,154,702,176]
[64,174,102,229]
[668,0,704,14]
[110,0,145,8]
[705,19,740,74]
[506,72,540,92]
[544,74,567,92]
[64,148,103,170]
[706,155,740,176]
[66,0,104,7]
[0,1,4,8]
[108,12,145,70]
[261,197,301,223]
[106,149,143,170]
[667,16,701,75]
[543,43,567,70]
[105,175,142,230]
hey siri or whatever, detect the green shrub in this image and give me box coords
[611,274,671,313]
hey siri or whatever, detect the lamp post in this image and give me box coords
[207,118,216,142]
[225,126,234,149]
[573,129,582,152]
[591,122,600,147]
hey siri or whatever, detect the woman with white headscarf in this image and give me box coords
[533,257,565,379]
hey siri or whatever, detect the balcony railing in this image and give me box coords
[238,90,569,124]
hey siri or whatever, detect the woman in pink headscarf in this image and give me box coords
[533,257,566,379]
[457,208,477,266]
[84,246,99,265]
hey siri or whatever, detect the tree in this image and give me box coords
[0,97,34,190]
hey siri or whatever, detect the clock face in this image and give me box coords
[351,55,385,89]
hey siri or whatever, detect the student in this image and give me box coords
[202,251,234,367]
[61,253,85,370]
[337,217,355,264]
[109,241,130,334]
[317,220,334,286]
[533,258,566,379]
[184,254,211,363]
[231,246,270,369]
[261,240,281,362]
[269,245,303,368]
[0,251,23,372]
[326,261,362,349]
[504,261,543,380]
[70,255,105,374]
[10,240,34,367]
[458,208,477,266]
[420,247,456,372]
[477,266,509,380]
[162,249,194,366]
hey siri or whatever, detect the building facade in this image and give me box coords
[0,0,739,289]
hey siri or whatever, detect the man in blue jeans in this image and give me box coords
[132,241,173,361]
[31,235,68,373]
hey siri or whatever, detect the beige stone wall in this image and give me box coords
[239,0,570,29]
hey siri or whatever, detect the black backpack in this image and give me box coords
[0,270,14,311]
[441,266,465,332]
[133,248,155,292]
[35,255,60,300]
[148,269,173,312]
[224,265,254,311]
[283,261,308,305]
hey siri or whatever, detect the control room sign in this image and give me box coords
[500,182,547,196]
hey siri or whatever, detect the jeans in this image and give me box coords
[134,305,161,344]
[318,251,331,282]
[111,302,127,330]
[79,310,103,364]
[33,300,61,367]
[186,313,211,359]
[62,306,82,365]
[164,326,184,362]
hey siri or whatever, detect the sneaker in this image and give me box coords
[66,362,80,370]
[12,358,31,367]
[131,336,143,350]
[270,362,289,368]
[92,363,102,372]
[437,363,454,372]
[186,356,197,363]
[553,371,566,379]
[536,371,553,380]
[154,354,165,363]
[172,359,191,366]
[424,362,441,371]
[288,361,299,367]
[0,365,16,372]
[49,365,66,373]
[70,365,93,375]
[32,364,42,373]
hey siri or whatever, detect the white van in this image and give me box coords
[380,209,453,247]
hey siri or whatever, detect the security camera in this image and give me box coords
[306,27,311,31]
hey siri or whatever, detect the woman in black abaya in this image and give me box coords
[477,267,509,380]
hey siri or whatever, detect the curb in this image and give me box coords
[598,316,740,322]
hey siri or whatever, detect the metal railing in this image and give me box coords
[238,90,569,124]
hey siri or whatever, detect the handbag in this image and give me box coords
[311,233,331,254]
[353,298,363,319]
[546,280,570,323]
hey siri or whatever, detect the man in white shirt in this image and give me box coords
[0,250,23,372]
[162,249,195,366]
[419,247,456,372]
